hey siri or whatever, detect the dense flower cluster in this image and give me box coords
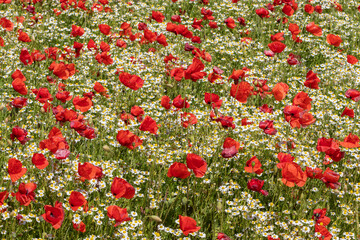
[0,0,360,239]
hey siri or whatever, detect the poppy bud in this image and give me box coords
[182,196,188,205]
[5,117,9,123]
[7,139,12,146]
[148,215,162,223]
[216,201,222,212]
[94,128,98,134]
[103,145,111,151]
[40,107,46,113]
[0,104,5,110]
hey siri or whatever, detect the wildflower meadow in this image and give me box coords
[0,0,360,239]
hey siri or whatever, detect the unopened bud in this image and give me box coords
[103,145,111,151]
[182,197,188,205]
[7,139,12,146]
[216,201,222,212]
[148,215,162,223]
[40,107,46,113]
[0,104,5,110]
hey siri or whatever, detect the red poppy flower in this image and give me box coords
[19,48,33,65]
[259,120,277,135]
[216,115,236,129]
[72,96,93,112]
[204,93,220,105]
[256,8,270,18]
[289,23,301,35]
[230,82,253,103]
[217,232,231,240]
[341,107,354,118]
[167,162,191,179]
[184,57,207,81]
[171,15,181,23]
[179,215,201,236]
[161,96,171,109]
[100,41,110,52]
[347,55,358,65]
[73,222,86,232]
[10,126,29,145]
[42,201,64,229]
[173,95,190,109]
[56,91,73,103]
[71,25,84,37]
[156,33,168,46]
[345,89,360,102]
[78,162,103,181]
[247,178,268,196]
[268,41,286,53]
[152,11,165,23]
[32,153,49,169]
[15,182,36,206]
[280,162,307,187]
[229,69,245,84]
[119,72,144,90]
[306,22,322,36]
[93,82,109,97]
[276,152,294,169]
[271,32,284,42]
[304,70,320,89]
[99,24,111,35]
[282,4,294,16]
[11,97,27,108]
[139,116,158,134]
[326,34,342,47]
[181,112,198,128]
[0,17,13,31]
[209,21,218,28]
[244,156,263,174]
[0,191,9,206]
[313,208,331,226]
[107,206,131,226]
[259,104,273,113]
[299,112,316,127]
[287,53,301,65]
[313,5,322,13]
[116,39,127,48]
[18,30,31,42]
[272,82,289,101]
[129,106,144,122]
[95,52,114,65]
[111,177,135,199]
[224,17,236,29]
[69,191,87,211]
[339,133,360,148]
[321,168,340,189]
[12,79,27,96]
[186,153,207,178]
[283,105,302,128]
[304,4,314,14]
[305,167,323,179]
[293,91,312,111]
[116,130,143,150]
[39,127,69,154]
[317,137,344,162]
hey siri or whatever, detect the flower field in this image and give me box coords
[1,0,360,239]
